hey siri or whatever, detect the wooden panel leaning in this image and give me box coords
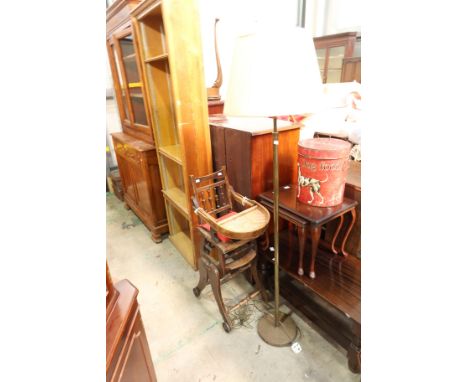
[190,167,270,332]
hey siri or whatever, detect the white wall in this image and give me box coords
[305,0,361,37]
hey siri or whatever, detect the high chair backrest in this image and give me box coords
[190,166,233,218]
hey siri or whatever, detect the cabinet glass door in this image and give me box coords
[316,48,327,83]
[114,30,150,131]
[111,46,130,122]
[327,46,346,83]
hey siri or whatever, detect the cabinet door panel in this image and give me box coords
[118,315,156,382]
[125,158,151,214]
[116,154,138,205]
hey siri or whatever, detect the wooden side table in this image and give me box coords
[259,185,358,278]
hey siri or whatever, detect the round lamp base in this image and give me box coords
[257,312,298,347]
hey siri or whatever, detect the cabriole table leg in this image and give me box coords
[297,225,306,276]
[309,225,321,278]
[340,208,357,257]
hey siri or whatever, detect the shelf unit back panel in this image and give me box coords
[160,156,185,195]
[146,60,179,147]
[139,11,166,58]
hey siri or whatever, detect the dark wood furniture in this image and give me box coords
[324,160,361,258]
[311,134,361,258]
[341,57,361,83]
[209,116,300,200]
[107,0,168,243]
[132,0,213,269]
[260,229,361,373]
[190,167,269,333]
[314,32,360,83]
[259,185,357,279]
[208,100,224,115]
[107,264,157,381]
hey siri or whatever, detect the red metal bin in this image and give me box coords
[297,138,352,207]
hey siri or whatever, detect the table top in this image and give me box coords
[259,185,358,225]
[208,115,299,136]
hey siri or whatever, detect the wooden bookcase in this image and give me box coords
[106,0,168,243]
[132,0,212,269]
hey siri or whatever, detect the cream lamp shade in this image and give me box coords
[224,27,324,117]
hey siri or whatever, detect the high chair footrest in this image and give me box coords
[225,249,256,271]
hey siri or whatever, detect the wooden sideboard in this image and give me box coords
[107,264,157,381]
[209,115,300,200]
[112,132,168,242]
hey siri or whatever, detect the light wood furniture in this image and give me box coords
[107,263,158,382]
[209,116,300,200]
[132,0,212,269]
[314,32,359,83]
[107,0,168,243]
[190,167,269,332]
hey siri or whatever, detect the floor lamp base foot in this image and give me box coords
[257,311,298,347]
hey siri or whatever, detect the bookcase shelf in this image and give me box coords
[162,187,188,218]
[144,53,169,63]
[159,144,182,164]
[132,0,212,269]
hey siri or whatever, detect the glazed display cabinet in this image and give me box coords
[107,0,168,242]
[313,32,360,84]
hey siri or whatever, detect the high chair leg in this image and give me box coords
[193,256,209,297]
[208,263,233,333]
[250,256,269,302]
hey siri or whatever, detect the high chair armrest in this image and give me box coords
[229,186,255,208]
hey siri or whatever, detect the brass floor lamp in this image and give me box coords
[224,27,324,346]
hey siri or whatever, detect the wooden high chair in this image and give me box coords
[190,166,270,332]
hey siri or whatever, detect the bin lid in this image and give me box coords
[298,138,351,159]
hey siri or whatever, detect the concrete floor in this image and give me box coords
[107,194,360,382]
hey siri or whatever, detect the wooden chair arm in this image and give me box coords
[229,186,255,208]
[195,207,221,229]
[196,206,261,241]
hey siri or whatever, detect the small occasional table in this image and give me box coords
[259,185,358,278]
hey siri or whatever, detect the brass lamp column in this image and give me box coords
[224,27,324,346]
[255,116,298,346]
